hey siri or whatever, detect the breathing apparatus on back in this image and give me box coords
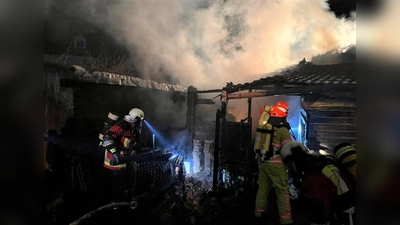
[254,104,288,161]
[99,112,120,145]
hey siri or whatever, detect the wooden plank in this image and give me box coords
[308,116,356,124]
[306,108,356,113]
[305,106,356,111]
[307,130,356,138]
[309,123,356,131]
[302,101,356,109]
[307,139,356,150]
[307,110,356,118]
[323,142,356,148]
[316,138,356,145]
[302,99,356,111]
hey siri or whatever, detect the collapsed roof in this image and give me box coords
[44,61,188,92]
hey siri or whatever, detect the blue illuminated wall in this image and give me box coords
[247,95,302,143]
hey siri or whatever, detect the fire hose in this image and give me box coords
[126,152,183,195]
[68,201,138,225]
[68,152,183,224]
[128,160,175,195]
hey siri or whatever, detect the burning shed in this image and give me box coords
[215,59,356,143]
[44,57,356,225]
[186,59,356,190]
[219,60,356,150]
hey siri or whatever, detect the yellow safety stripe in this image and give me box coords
[322,164,339,178]
[342,154,356,164]
[123,138,130,148]
[336,145,355,157]
[321,164,349,195]
[321,164,340,191]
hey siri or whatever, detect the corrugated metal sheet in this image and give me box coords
[44,62,188,92]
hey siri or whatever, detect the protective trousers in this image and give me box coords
[255,161,292,224]
[106,169,127,202]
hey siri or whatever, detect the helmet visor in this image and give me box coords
[124,115,136,123]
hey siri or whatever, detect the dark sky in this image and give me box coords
[326,0,356,18]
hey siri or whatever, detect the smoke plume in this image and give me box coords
[46,0,356,89]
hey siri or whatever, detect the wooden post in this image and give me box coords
[247,89,252,162]
[213,109,221,192]
[186,86,198,157]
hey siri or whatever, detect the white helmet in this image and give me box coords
[124,108,145,123]
[280,141,308,161]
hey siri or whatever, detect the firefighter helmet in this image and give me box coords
[274,101,289,117]
[276,101,289,111]
[269,105,287,118]
[124,108,145,123]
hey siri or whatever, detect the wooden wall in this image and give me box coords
[68,81,187,147]
[302,93,356,150]
[44,71,75,170]
[44,72,74,133]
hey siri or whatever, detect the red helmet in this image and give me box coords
[269,105,287,118]
[276,101,289,111]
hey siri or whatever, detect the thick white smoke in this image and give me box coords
[70,0,356,89]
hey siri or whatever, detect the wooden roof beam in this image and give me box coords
[222,84,355,101]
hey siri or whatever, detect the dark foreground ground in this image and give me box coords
[45,173,313,225]
[44,146,326,225]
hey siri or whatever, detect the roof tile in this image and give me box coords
[231,62,356,91]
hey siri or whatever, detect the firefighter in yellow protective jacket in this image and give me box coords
[333,143,356,181]
[280,142,356,225]
[255,104,293,224]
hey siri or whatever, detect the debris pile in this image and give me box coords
[174,172,212,206]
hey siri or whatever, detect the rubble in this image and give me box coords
[175,172,213,207]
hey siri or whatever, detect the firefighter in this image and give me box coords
[255,105,293,225]
[281,142,356,225]
[102,108,144,202]
[333,143,356,181]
